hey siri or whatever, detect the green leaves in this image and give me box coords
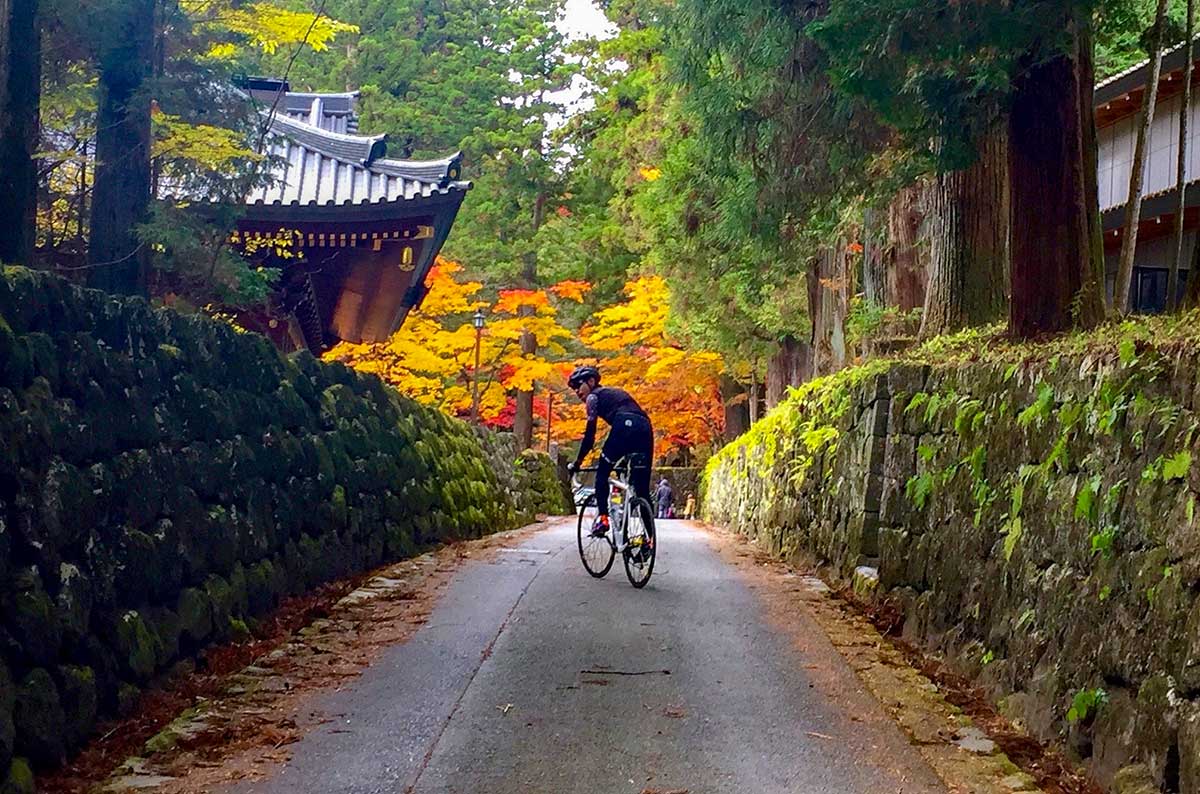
[1162,450,1192,481]
[1016,385,1055,429]
[1118,337,1138,366]
[1143,450,1193,482]
[1074,475,1101,524]
[905,472,935,510]
[1067,688,1108,723]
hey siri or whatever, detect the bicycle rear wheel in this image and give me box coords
[622,497,656,588]
[577,493,615,578]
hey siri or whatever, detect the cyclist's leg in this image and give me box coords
[594,448,614,516]
[631,419,654,503]
[598,423,637,518]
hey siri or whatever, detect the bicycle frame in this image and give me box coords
[572,462,635,549]
[572,457,656,587]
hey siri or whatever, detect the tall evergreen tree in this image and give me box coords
[0,0,39,266]
[86,0,154,295]
[921,128,1009,337]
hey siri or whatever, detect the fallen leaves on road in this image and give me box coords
[662,706,687,719]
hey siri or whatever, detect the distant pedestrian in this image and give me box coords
[684,492,696,520]
[655,478,674,519]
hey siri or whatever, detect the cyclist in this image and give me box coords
[565,364,654,537]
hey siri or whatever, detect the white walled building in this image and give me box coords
[1096,41,1200,311]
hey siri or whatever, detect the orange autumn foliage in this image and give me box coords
[553,276,724,463]
[324,259,577,422]
[548,280,591,302]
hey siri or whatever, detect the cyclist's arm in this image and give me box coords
[574,415,598,466]
[573,394,601,468]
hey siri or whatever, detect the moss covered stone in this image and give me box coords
[114,611,158,682]
[56,563,92,648]
[176,587,213,648]
[13,669,65,765]
[3,568,61,666]
[57,665,97,751]
[0,662,12,774]
[0,267,581,779]
[204,575,234,639]
[0,758,33,794]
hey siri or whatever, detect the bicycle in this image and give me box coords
[571,456,656,588]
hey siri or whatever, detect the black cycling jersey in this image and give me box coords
[585,386,647,424]
[574,386,647,464]
[571,385,653,516]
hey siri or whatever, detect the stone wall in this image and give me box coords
[704,343,1200,793]
[0,267,568,791]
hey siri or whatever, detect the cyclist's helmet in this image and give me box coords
[568,364,601,389]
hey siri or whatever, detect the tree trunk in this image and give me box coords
[1168,0,1195,312]
[1115,0,1171,314]
[1008,11,1106,336]
[719,374,749,442]
[886,185,927,312]
[921,127,1010,337]
[1184,230,1200,308]
[0,0,39,266]
[748,365,760,425]
[512,190,547,450]
[809,245,852,376]
[512,332,535,448]
[87,0,154,295]
[765,336,812,409]
[862,205,889,307]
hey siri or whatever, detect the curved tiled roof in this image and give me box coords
[268,113,386,165]
[247,98,470,208]
[1095,35,1200,106]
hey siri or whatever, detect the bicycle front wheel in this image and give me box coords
[577,493,615,578]
[622,496,656,588]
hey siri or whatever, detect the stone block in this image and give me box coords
[3,567,61,666]
[877,527,910,590]
[113,611,158,682]
[176,587,213,648]
[1180,705,1200,794]
[1113,764,1159,794]
[204,575,234,640]
[38,458,92,548]
[0,758,33,794]
[56,563,92,649]
[0,662,12,773]
[13,669,65,766]
[57,665,97,751]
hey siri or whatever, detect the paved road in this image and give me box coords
[233,519,946,794]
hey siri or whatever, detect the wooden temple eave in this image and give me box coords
[218,84,472,353]
[1101,181,1200,229]
[1095,36,1200,128]
[232,185,469,351]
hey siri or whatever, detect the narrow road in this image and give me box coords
[231,519,946,794]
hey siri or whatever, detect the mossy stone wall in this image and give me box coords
[704,347,1200,793]
[0,267,568,788]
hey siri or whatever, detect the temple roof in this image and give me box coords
[241,81,471,210]
[1095,35,1200,107]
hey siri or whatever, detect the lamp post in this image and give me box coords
[470,309,485,425]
